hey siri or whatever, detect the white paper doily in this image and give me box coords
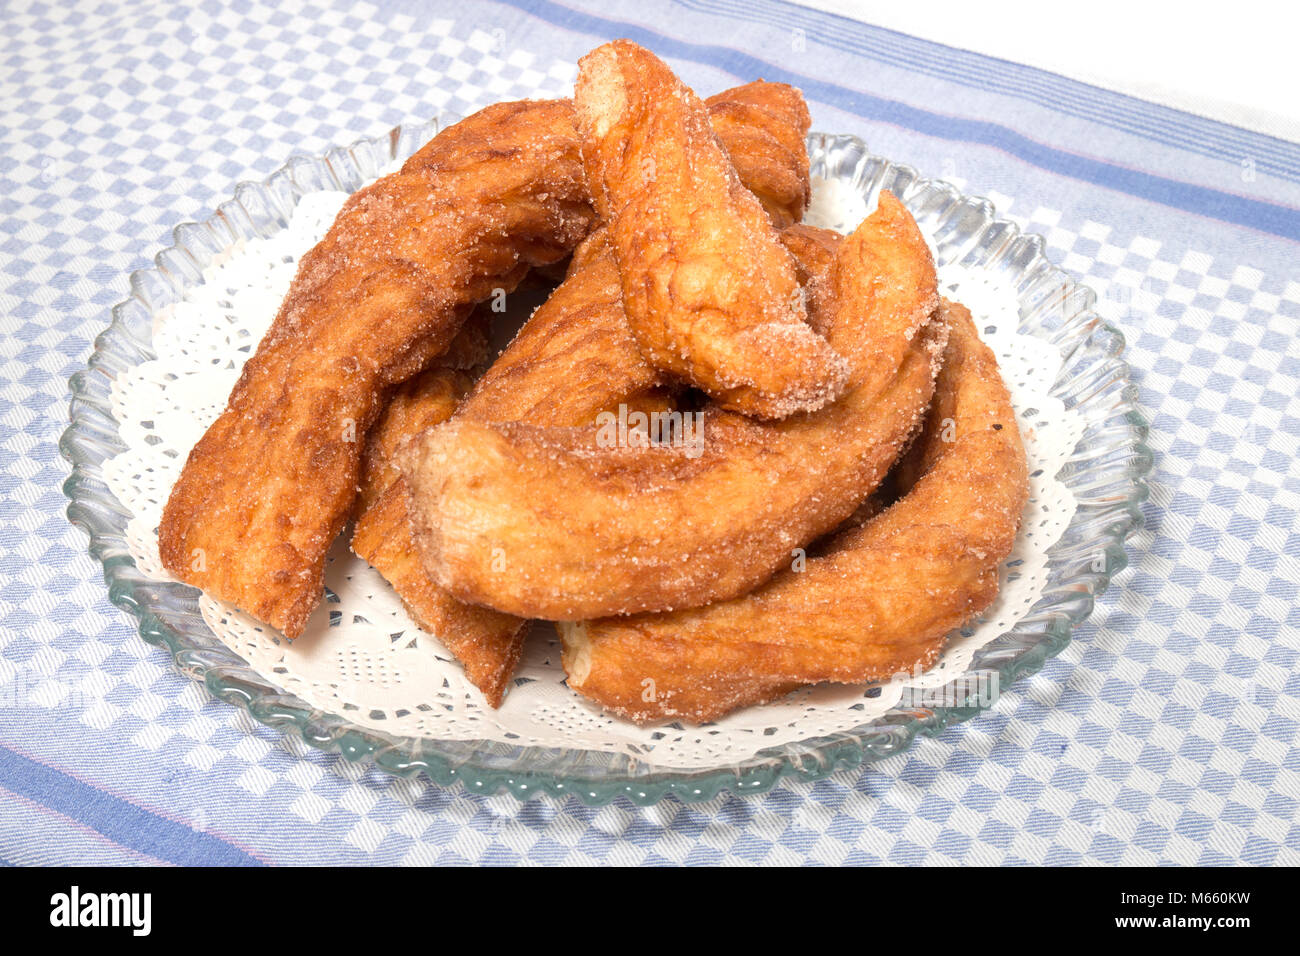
[103,177,1082,770]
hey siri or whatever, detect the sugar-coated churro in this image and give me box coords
[576,40,848,418]
[559,301,1029,723]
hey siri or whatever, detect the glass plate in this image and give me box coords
[60,119,1152,804]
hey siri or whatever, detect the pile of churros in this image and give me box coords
[159,40,1029,724]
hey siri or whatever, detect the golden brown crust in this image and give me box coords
[159,98,595,639]
[354,318,489,517]
[457,232,663,426]
[350,83,817,704]
[399,192,940,621]
[559,302,1030,723]
[703,81,811,230]
[575,41,846,418]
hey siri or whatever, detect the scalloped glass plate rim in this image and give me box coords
[60,116,1153,805]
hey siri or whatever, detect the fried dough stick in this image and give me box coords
[559,302,1030,723]
[352,81,815,704]
[576,41,848,417]
[158,99,596,638]
[400,192,941,622]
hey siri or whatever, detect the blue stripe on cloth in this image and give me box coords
[0,745,264,867]
[0,784,172,866]
[505,0,1300,242]
[675,0,1300,180]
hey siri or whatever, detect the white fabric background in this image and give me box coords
[792,0,1300,143]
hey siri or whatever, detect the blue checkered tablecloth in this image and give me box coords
[1,0,1297,866]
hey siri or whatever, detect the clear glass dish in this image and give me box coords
[60,118,1152,804]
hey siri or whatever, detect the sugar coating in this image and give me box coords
[574,40,846,419]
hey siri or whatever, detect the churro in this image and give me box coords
[576,40,848,418]
[559,302,1029,722]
